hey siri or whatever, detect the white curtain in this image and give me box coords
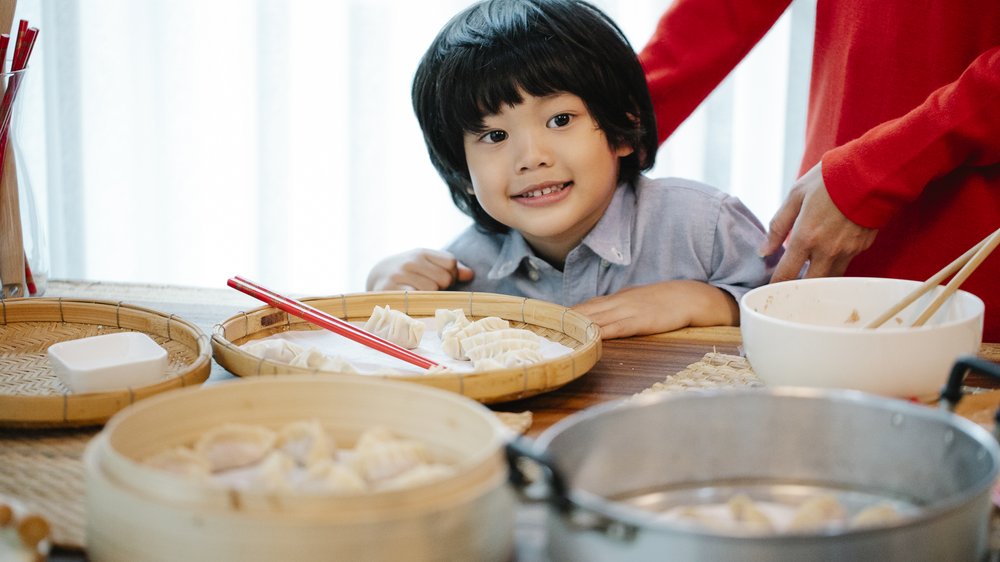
[14,0,813,295]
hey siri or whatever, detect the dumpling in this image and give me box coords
[276,419,335,467]
[441,316,510,359]
[287,347,358,373]
[351,427,431,482]
[240,339,306,363]
[246,450,294,492]
[849,502,901,528]
[435,308,470,338]
[464,338,541,362]
[143,445,212,478]
[363,305,425,349]
[295,459,368,494]
[194,423,278,472]
[472,348,544,370]
[727,494,773,531]
[376,463,455,491]
[787,493,846,532]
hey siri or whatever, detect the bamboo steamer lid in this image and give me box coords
[84,376,515,561]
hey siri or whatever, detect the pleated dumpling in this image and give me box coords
[364,305,425,349]
[240,339,307,363]
[295,459,368,494]
[246,450,295,492]
[435,308,470,338]
[376,463,455,491]
[471,348,544,370]
[194,423,278,472]
[350,426,431,483]
[276,419,335,467]
[464,335,541,362]
[441,316,510,359]
[287,347,358,373]
[143,445,212,478]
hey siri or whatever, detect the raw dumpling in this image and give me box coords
[465,338,541,362]
[787,493,847,532]
[288,347,358,373]
[351,427,431,482]
[376,463,455,491]
[441,316,510,359]
[364,305,425,349]
[240,339,307,363]
[143,445,212,478]
[435,308,470,338]
[246,450,294,492]
[194,423,278,472]
[295,459,368,494]
[276,419,335,467]
[471,348,544,370]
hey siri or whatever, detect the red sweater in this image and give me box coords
[640,0,1000,341]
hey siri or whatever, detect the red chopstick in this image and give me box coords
[227,276,439,370]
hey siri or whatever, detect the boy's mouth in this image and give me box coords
[514,181,573,199]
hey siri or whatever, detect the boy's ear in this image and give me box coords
[615,144,635,157]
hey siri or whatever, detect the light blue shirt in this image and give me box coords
[446,175,777,307]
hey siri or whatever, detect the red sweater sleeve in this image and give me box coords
[824,47,1000,228]
[638,0,793,144]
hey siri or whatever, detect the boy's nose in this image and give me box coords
[516,132,552,172]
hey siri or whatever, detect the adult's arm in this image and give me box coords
[823,47,1000,228]
[638,0,793,144]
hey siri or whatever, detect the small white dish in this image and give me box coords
[47,332,168,393]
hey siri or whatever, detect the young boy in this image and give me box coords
[367,0,777,338]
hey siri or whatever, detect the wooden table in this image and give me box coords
[36,280,1000,560]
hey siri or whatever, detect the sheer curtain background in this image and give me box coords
[14,0,814,295]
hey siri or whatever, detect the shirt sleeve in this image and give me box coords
[823,47,1000,228]
[638,0,793,144]
[708,194,776,302]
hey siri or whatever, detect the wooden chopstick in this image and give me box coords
[866,227,1000,329]
[227,276,439,370]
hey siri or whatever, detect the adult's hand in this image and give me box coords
[759,162,878,283]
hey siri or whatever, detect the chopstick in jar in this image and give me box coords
[227,276,440,370]
[866,227,1000,329]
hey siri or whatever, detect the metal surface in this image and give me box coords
[525,388,1000,561]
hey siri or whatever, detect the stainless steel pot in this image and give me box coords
[508,356,1000,561]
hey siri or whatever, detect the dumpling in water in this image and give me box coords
[364,305,425,349]
[727,494,773,532]
[194,423,278,472]
[295,459,368,494]
[787,493,847,532]
[143,445,212,478]
[849,502,901,528]
[288,347,358,373]
[276,419,335,467]
[240,339,307,363]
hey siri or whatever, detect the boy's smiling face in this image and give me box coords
[463,91,633,266]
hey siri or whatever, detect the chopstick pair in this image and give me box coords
[866,227,1000,329]
[227,276,440,370]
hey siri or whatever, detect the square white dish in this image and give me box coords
[47,332,169,393]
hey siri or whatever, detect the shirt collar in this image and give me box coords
[487,182,635,279]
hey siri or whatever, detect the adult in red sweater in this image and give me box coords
[639,1,1000,342]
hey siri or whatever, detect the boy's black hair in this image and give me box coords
[413,0,658,234]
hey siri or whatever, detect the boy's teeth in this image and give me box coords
[523,182,568,198]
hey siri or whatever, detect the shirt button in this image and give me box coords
[600,259,610,268]
[528,269,540,281]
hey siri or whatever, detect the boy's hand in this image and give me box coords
[572,281,738,339]
[366,249,474,291]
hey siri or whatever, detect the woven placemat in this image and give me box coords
[0,427,96,550]
[633,352,762,399]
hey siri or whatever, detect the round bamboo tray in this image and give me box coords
[212,291,602,403]
[0,298,212,428]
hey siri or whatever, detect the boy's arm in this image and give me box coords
[366,249,474,291]
[572,280,739,340]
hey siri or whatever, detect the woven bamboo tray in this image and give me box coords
[212,291,601,403]
[0,297,212,428]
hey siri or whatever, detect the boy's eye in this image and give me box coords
[480,130,508,144]
[547,113,572,128]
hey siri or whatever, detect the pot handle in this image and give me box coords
[505,437,572,514]
[939,355,1000,440]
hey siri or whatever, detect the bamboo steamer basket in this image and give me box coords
[83,375,515,562]
[212,290,602,403]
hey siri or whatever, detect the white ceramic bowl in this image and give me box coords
[739,278,984,397]
[47,332,168,393]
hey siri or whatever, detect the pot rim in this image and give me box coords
[533,386,1000,538]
